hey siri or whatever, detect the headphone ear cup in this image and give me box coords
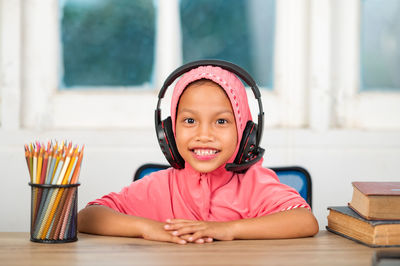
[156,117,185,169]
[234,121,258,165]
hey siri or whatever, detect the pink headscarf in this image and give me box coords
[170,65,252,165]
[88,65,310,222]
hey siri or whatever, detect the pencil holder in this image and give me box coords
[29,183,80,243]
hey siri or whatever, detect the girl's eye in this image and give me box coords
[184,118,195,124]
[217,119,228,125]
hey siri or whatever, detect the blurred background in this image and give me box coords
[0,0,399,231]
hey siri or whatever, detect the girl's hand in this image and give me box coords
[140,219,187,245]
[179,234,214,244]
[164,219,234,243]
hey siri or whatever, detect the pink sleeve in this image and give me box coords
[86,169,174,221]
[87,183,139,214]
[242,165,311,218]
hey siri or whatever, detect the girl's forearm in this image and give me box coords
[77,205,148,237]
[229,208,319,240]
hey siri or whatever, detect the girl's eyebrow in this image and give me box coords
[215,110,235,116]
[178,108,234,116]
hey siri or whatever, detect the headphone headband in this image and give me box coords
[158,59,261,99]
[155,59,264,146]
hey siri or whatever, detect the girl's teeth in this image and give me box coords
[194,149,217,156]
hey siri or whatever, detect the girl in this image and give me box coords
[78,62,319,244]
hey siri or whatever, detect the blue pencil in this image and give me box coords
[45,154,57,184]
[52,159,64,185]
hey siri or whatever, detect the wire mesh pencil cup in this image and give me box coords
[29,183,80,243]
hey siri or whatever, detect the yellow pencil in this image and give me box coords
[62,146,78,184]
[29,143,34,180]
[32,145,38,184]
[36,146,44,184]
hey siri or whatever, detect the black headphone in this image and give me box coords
[155,59,265,172]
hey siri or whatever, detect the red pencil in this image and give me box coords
[39,150,49,185]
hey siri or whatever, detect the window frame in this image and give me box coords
[0,0,22,130]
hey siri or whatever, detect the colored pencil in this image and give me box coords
[56,148,72,185]
[45,142,53,184]
[71,145,84,184]
[63,146,78,184]
[36,147,44,184]
[24,145,32,182]
[32,145,38,184]
[45,146,57,185]
[29,143,34,180]
[50,146,62,184]
[39,150,49,185]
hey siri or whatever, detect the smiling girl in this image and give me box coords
[78,62,319,244]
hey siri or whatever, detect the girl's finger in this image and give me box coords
[164,222,201,231]
[173,225,205,236]
[164,223,183,231]
[194,238,205,244]
[180,234,210,244]
[179,234,192,242]
[188,230,209,242]
[166,219,192,224]
[169,235,187,245]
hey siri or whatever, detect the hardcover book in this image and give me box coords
[326,206,400,247]
[348,182,400,220]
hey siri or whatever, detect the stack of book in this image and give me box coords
[327,181,400,247]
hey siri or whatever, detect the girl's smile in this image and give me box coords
[191,148,220,160]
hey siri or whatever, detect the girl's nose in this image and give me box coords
[195,123,214,142]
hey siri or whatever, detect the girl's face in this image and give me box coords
[175,80,238,173]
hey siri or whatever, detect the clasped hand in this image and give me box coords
[141,218,234,245]
[164,219,234,244]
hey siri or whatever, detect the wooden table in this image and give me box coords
[1,231,399,266]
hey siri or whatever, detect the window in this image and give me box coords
[60,0,155,88]
[332,0,400,129]
[360,0,400,91]
[180,0,275,88]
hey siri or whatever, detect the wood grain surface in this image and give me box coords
[1,231,398,266]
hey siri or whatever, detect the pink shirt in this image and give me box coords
[88,159,309,222]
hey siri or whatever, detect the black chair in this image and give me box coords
[133,163,312,207]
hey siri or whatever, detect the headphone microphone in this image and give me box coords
[155,59,265,172]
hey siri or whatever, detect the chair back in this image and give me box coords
[133,164,312,207]
[269,166,312,207]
